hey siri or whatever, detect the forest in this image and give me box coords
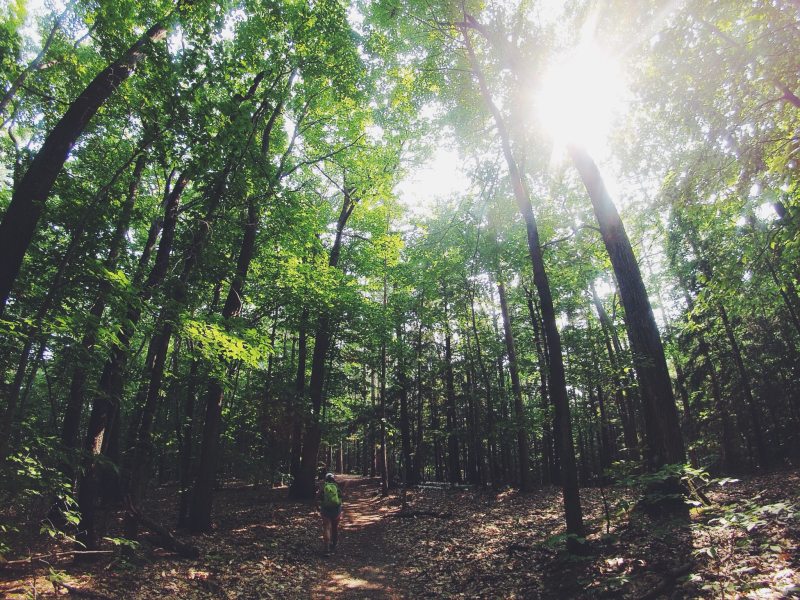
[0,0,798,597]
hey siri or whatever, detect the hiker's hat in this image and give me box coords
[325,472,335,481]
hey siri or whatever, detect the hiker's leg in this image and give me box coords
[322,516,331,549]
[331,514,339,548]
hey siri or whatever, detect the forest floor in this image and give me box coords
[1,470,798,598]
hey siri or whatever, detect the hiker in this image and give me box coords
[319,472,343,553]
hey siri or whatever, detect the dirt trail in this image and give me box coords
[311,476,406,599]
[2,471,798,598]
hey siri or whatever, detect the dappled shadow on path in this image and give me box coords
[310,477,406,599]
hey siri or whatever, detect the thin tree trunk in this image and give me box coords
[462,27,582,536]
[0,2,73,118]
[290,191,355,500]
[397,322,413,485]
[61,153,147,452]
[590,284,640,460]
[412,302,425,484]
[76,174,184,550]
[524,289,555,484]
[704,341,741,472]
[718,304,768,468]
[497,280,532,491]
[442,281,460,484]
[379,315,389,496]
[123,165,236,541]
[1,172,131,463]
[468,288,495,485]
[290,309,308,482]
[177,359,199,527]
[187,197,258,531]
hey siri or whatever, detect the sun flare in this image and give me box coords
[535,43,628,154]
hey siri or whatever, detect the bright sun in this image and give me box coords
[535,43,628,154]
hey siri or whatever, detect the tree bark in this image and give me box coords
[76,174,184,549]
[462,26,583,536]
[497,280,532,491]
[61,152,147,453]
[0,23,167,312]
[290,192,355,500]
[442,282,461,484]
[569,145,685,470]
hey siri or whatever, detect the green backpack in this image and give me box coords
[322,482,341,509]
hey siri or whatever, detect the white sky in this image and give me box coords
[394,144,470,219]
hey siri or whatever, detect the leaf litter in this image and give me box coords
[1,471,797,598]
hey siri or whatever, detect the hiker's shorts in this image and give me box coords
[321,505,343,519]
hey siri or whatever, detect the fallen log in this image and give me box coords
[56,582,115,599]
[417,482,475,491]
[124,497,199,558]
[1,550,114,567]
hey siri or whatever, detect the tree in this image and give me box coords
[0,21,168,312]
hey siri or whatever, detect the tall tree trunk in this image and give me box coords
[379,325,389,495]
[590,284,640,460]
[397,322,413,485]
[292,316,332,499]
[469,290,490,485]
[290,309,308,483]
[187,198,258,531]
[493,311,512,484]
[61,153,147,453]
[469,287,497,486]
[0,23,166,312]
[1,166,134,463]
[703,340,741,472]
[412,304,425,484]
[718,304,768,468]
[177,359,199,527]
[442,282,460,484]
[75,173,183,550]
[370,369,378,477]
[462,27,583,536]
[463,358,482,484]
[290,191,355,500]
[122,164,236,541]
[569,145,685,470]
[524,289,555,484]
[497,280,532,491]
